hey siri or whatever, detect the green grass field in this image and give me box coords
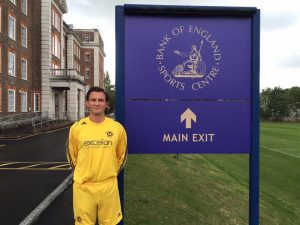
[124,122,300,225]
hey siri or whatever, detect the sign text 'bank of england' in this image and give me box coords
[156,25,222,91]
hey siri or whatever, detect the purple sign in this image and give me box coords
[124,13,253,154]
[125,16,252,100]
[126,101,250,154]
[117,6,260,224]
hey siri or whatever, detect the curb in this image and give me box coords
[19,173,73,225]
[0,126,70,141]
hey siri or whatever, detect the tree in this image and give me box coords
[260,86,300,121]
[103,71,115,114]
[269,87,289,119]
[260,88,273,119]
[287,86,300,117]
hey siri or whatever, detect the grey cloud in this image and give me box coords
[73,1,116,24]
[71,0,93,6]
[262,11,298,31]
[279,55,300,68]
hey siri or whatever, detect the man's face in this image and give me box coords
[86,91,108,116]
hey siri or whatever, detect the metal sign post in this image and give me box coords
[116,4,260,225]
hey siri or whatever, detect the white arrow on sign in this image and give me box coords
[181,108,197,129]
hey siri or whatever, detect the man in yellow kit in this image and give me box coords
[67,86,127,225]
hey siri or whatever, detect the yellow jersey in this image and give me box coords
[67,116,127,184]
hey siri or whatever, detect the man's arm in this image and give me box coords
[66,123,78,171]
[116,127,128,175]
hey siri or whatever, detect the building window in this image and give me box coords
[8,52,15,77]
[55,13,60,31]
[0,7,2,33]
[52,34,61,58]
[73,43,81,58]
[21,58,27,80]
[52,63,60,76]
[0,45,2,73]
[34,93,40,112]
[21,0,27,15]
[85,35,90,42]
[8,15,16,40]
[85,68,90,78]
[52,9,55,27]
[73,61,81,72]
[85,52,90,61]
[21,92,27,112]
[10,0,16,5]
[8,89,15,112]
[0,86,2,112]
[51,8,61,31]
[21,25,27,47]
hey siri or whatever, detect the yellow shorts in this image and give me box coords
[73,178,122,225]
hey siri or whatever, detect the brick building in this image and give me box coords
[0,0,105,124]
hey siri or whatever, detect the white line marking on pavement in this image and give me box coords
[261,146,300,159]
[0,162,18,167]
[48,163,70,169]
[19,173,73,225]
[16,127,70,140]
[0,161,71,170]
[18,164,44,169]
[0,145,6,148]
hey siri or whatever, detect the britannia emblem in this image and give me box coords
[156,25,222,91]
[172,40,206,78]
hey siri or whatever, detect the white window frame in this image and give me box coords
[8,15,16,40]
[0,7,2,33]
[55,12,60,31]
[8,89,16,112]
[0,45,2,73]
[10,0,16,5]
[85,35,90,42]
[21,0,28,15]
[21,25,27,47]
[52,9,55,27]
[52,63,60,76]
[85,52,90,61]
[21,58,27,80]
[8,52,16,77]
[57,39,61,58]
[0,86,2,112]
[74,44,78,57]
[51,8,61,32]
[52,34,61,58]
[21,91,27,112]
[52,36,54,55]
[85,67,90,78]
[34,93,40,112]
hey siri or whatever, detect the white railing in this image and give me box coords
[32,111,70,128]
[51,69,85,83]
[0,112,41,128]
[0,111,70,129]
[0,112,40,123]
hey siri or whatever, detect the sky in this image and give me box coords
[63,0,300,90]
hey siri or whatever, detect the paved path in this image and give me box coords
[0,127,72,224]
